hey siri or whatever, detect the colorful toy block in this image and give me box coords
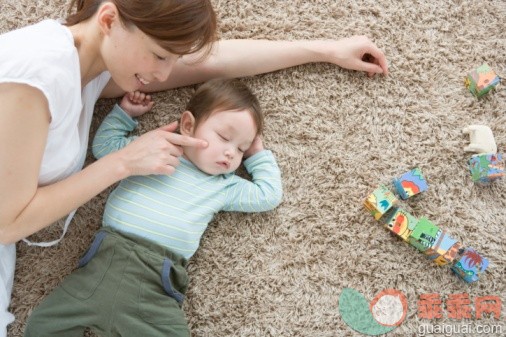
[363,167,491,281]
[465,63,501,98]
[381,207,418,242]
[424,231,462,266]
[393,167,428,200]
[408,217,441,253]
[451,248,489,283]
[364,185,398,220]
[468,153,505,183]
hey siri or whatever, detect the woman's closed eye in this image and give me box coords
[154,53,167,61]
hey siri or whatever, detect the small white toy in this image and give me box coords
[462,125,497,154]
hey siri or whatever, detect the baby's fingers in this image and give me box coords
[130,91,152,105]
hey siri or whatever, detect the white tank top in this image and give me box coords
[0,20,111,245]
[0,19,111,185]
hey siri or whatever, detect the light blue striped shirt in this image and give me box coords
[92,105,282,258]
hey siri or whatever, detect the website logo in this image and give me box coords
[339,288,408,336]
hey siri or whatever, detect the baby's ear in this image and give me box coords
[180,111,196,136]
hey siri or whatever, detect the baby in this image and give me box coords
[24,78,283,337]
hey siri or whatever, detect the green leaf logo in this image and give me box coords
[339,288,408,335]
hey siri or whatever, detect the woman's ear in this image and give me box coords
[180,111,196,136]
[96,2,119,35]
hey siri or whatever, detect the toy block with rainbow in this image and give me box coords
[392,167,428,200]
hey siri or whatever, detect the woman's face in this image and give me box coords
[102,21,179,92]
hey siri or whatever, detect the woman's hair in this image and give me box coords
[66,0,216,57]
[186,78,263,135]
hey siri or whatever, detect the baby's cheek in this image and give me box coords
[232,158,242,171]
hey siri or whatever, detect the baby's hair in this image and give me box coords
[66,0,216,58]
[186,78,263,135]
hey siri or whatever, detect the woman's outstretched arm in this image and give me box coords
[101,36,388,98]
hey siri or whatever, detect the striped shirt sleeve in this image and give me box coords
[92,104,138,159]
[223,150,283,212]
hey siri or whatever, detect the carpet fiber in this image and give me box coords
[2,0,505,336]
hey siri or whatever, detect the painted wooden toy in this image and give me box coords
[364,185,398,220]
[392,167,428,200]
[464,63,500,98]
[463,125,497,155]
[381,207,418,242]
[408,217,441,253]
[468,153,505,183]
[424,231,462,266]
[451,247,489,283]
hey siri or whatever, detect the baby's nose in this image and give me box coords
[225,148,235,158]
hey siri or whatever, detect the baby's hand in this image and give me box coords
[244,136,264,158]
[120,91,154,117]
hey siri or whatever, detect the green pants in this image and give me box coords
[24,227,190,337]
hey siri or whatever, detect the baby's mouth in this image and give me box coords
[217,161,230,169]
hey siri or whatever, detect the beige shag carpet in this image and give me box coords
[2,0,505,336]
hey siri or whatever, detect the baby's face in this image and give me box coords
[184,109,257,175]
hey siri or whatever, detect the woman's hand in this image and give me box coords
[325,36,388,77]
[115,121,208,177]
[120,91,154,117]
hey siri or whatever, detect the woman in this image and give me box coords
[0,0,388,334]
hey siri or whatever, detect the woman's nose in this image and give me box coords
[154,60,176,82]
